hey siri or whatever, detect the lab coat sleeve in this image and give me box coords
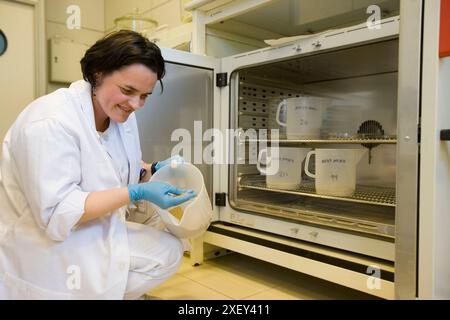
[12,118,89,241]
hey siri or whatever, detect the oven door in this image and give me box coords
[135,48,222,221]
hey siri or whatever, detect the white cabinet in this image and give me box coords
[49,37,89,83]
[294,0,399,26]
[149,23,194,52]
[186,0,400,56]
[294,0,353,25]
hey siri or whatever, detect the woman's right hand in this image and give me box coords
[128,181,196,209]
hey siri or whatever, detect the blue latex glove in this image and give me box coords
[155,155,185,172]
[128,181,196,209]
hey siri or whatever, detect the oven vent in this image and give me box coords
[357,120,385,164]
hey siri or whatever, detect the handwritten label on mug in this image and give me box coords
[277,171,289,178]
[322,159,347,164]
[273,157,295,163]
[294,106,318,111]
[299,119,309,126]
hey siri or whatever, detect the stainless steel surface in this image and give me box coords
[247,138,397,145]
[209,0,400,37]
[238,71,399,147]
[239,175,396,207]
[241,39,399,86]
[395,0,422,299]
[230,39,398,199]
[235,189,395,239]
[228,37,399,258]
[233,40,399,188]
[135,62,214,201]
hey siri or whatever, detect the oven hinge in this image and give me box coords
[216,73,228,87]
[215,193,226,207]
[418,121,421,144]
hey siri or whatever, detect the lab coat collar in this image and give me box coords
[70,80,138,184]
[69,80,97,133]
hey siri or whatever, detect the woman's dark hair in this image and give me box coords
[80,30,166,92]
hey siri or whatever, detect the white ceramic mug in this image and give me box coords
[304,149,366,197]
[269,98,287,138]
[276,96,329,139]
[257,147,310,190]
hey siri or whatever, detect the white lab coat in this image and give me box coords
[0,80,142,299]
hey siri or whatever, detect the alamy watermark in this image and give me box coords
[171,122,279,168]
[66,265,81,291]
[366,265,381,290]
[367,5,382,30]
[66,5,81,30]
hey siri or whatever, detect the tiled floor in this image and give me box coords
[146,252,380,300]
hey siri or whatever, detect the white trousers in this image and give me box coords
[123,218,184,300]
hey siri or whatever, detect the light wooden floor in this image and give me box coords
[146,252,380,300]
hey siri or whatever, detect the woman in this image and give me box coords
[0,30,196,299]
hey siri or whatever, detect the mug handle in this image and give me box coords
[257,149,271,175]
[276,101,287,127]
[304,150,316,179]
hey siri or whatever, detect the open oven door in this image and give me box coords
[133,48,223,262]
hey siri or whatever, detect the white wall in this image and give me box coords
[45,0,105,93]
[0,0,37,144]
[205,28,263,57]
[104,0,185,33]
[45,0,192,93]
[435,57,450,299]
[419,0,450,300]
[104,0,262,57]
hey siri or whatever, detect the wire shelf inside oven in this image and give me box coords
[235,192,395,239]
[245,137,397,145]
[239,175,396,207]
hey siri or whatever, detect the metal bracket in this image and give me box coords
[215,193,226,207]
[440,129,450,141]
[418,122,421,143]
[216,73,228,87]
[292,44,302,52]
[312,40,322,48]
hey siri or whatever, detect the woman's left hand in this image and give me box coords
[139,161,152,182]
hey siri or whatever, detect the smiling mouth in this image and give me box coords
[117,104,132,113]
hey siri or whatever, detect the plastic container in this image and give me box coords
[148,162,213,239]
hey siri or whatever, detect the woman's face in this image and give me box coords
[94,64,158,123]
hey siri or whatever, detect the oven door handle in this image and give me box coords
[441,129,450,141]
